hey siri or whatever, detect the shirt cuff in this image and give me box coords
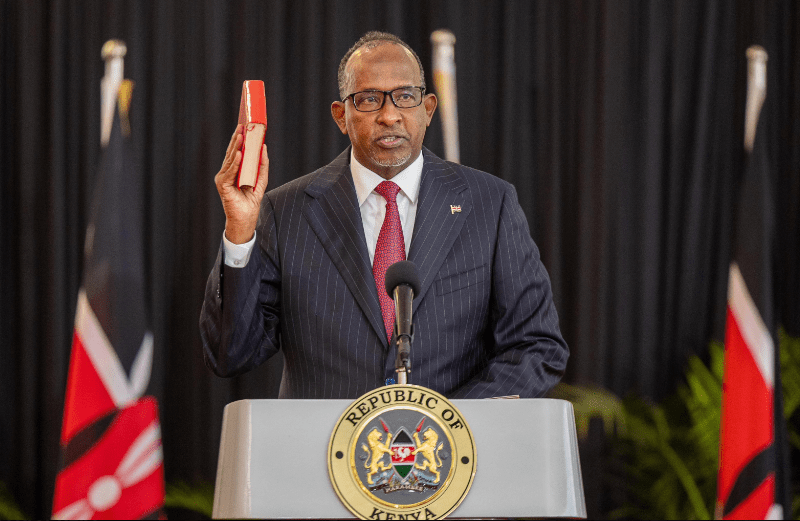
[223,231,256,268]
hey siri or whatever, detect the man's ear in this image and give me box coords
[331,101,348,135]
[423,93,438,126]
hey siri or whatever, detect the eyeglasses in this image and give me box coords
[343,86,425,112]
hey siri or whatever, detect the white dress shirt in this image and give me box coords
[223,149,424,267]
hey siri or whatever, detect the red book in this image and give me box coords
[237,80,267,189]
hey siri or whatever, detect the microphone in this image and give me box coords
[385,261,421,384]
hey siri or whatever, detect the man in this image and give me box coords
[200,31,568,399]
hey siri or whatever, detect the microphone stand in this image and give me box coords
[392,285,414,385]
[394,333,411,385]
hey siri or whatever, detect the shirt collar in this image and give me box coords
[350,148,424,207]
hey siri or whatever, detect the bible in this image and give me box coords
[237,80,267,189]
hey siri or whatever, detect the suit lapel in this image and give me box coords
[302,149,388,347]
[408,148,472,311]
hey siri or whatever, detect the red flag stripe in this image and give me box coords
[719,308,774,508]
[718,262,777,519]
[727,263,774,388]
[60,332,117,444]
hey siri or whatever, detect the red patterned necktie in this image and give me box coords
[373,181,406,341]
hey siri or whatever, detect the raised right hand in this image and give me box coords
[214,125,270,244]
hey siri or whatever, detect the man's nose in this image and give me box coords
[376,97,403,125]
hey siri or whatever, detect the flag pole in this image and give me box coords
[100,39,126,147]
[744,46,767,153]
[431,30,460,164]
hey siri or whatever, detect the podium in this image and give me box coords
[212,398,587,519]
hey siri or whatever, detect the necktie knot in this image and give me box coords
[374,181,401,204]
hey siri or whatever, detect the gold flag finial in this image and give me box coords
[101,39,127,60]
[117,79,135,137]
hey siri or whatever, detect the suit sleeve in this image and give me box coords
[450,185,569,398]
[199,196,282,377]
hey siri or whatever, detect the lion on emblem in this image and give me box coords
[362,428,393,484]
[413,427,444,483]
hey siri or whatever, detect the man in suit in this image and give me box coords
[200,31,568,399]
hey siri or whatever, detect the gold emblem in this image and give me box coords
[413,428,443,483]
[363,428,393,484]
[328,385,476,520]
[450,205,461,214]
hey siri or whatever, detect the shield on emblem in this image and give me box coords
[390,428,415,479]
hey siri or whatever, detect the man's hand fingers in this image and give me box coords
[216,149,241,192]
[224,125,242,162]
[221,127,243,171]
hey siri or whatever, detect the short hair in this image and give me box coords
[337,31,426,100]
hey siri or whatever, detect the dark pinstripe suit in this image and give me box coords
[200,147,568,399]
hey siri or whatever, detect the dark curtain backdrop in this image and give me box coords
[1,0,798,517]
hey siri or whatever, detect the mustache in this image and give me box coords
[374,130,411,141]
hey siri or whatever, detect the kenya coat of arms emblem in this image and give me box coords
[328,385,476,520]
[361,418,446,495]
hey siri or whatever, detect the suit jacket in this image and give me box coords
[200,147,568,399]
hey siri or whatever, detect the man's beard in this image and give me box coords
[373,151,412,168]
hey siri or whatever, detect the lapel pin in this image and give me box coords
[450,205,461,214]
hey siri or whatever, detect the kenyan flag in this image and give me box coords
[391,428,415,479]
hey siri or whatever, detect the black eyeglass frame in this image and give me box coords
[342,86,427,112]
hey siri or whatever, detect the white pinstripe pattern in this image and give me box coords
[200,147,568,399]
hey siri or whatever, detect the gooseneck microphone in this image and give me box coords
[385,261,421,385]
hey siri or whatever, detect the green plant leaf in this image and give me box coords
[549,383,627,438]
[164,481,214,518]
[780,329,800,418]
[0,483,26,521]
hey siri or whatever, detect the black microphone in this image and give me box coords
[385,261,421,381]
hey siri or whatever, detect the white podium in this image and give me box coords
[212,398,586,519]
